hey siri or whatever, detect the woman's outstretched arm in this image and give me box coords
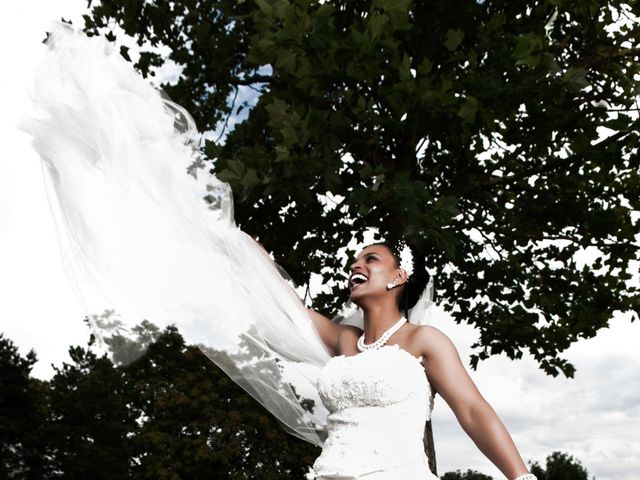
[416,326,531,480]
[253,238,344,355]
[306,309,361,356]
[307,309,341,355]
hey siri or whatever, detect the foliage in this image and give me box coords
[530,451,590,480]
[441,451,594,480]
[81,0,640,377]
[0,328,317,479]
[47,344,135,479]
[442,468,494,480]
[123,325,317,480]
[0,335,51,479]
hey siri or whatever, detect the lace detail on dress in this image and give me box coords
[313,344,437,479]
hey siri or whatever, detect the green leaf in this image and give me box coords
[275,145,290,162]
[227,159,245,177]
[444,28,464,51]
[276,49,296,72]
[255,0,272,16]
[417,58,432,75]
[255,37,276,54]
[457,95,478,122]
[217,168,240,184]
[265,98,289,126]
[281,125,299,147]
[513,33,544,64]
[367,13,389,40]
[564,67,589,88]
[241,168,260,190]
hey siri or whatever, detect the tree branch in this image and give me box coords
[461,129,631,194]
[579,46,640,68]
[231,74,274,86]
[215,87,239,143]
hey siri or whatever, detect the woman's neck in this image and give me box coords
[361,303,405,343]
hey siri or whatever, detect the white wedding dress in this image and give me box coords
[313,344,437,479]
[24,24,439,480]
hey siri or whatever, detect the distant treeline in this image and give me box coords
[442,450,592,480]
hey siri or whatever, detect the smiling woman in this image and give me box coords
[24,24,538,480]
[307,242,534,479]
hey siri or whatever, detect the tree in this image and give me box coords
[442,469,494,480]
[0,334,51,479]
[123,325,318,480]
[440,450,594,480]
[82,0,639,379]
[47,343,136,479]
[1,324,317,479]
[530,451,590,480]
[79,0,640,472]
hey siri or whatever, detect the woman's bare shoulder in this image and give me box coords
[408,324,458,359]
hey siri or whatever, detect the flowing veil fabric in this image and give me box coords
[23,23,332,446]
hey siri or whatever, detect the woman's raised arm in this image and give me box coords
[307,309,341,355]
[306,308,363,357]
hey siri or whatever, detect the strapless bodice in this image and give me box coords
[313,344,436,479]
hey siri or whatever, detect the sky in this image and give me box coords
[1,2,639,479]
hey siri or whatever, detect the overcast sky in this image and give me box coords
[1,2,639,479]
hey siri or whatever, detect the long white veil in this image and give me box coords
[24,23,331,446]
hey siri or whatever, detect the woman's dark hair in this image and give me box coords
[373,241,430,317]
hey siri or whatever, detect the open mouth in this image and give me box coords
[350,273,368,288]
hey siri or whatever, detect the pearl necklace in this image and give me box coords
[357,317,407,352]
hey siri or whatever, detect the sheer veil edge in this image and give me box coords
[24,22,331,446]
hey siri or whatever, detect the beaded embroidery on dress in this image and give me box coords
[314,344,438,479]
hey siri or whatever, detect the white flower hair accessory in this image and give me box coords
[395,241,414,278]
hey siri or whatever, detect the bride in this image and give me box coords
[307,241,533,479]
[25,24,536,480]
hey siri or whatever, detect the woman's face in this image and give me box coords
[348,244,400,303]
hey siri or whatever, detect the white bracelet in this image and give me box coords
[513,474,537,480]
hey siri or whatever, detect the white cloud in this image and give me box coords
[430,309,640,480]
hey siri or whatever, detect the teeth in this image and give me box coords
[350,273,368,285]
